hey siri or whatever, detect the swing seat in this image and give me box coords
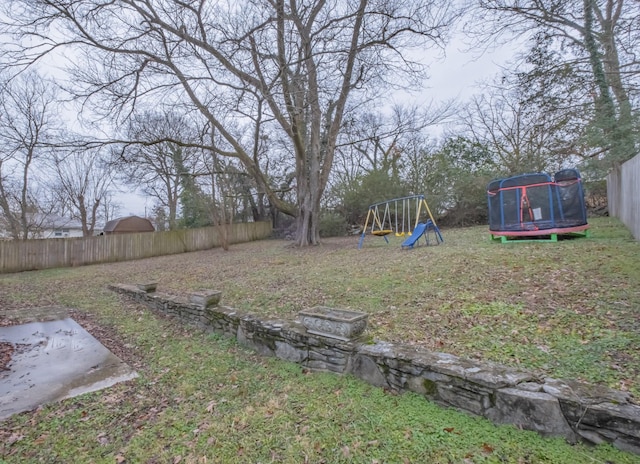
[372,229,393,237]
[395,232,405,237]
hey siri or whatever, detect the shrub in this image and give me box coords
[319,211,348,237]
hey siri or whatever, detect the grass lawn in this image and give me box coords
[1,217,639,463]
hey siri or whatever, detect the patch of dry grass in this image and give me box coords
[1,217,639,395]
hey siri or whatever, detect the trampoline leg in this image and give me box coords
[491,228,589,244]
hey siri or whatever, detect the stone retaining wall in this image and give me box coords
[108,283,640,455]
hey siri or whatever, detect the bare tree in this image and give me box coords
[118,111,205,230]
[1,0,457,246]
[457,80,582,175]
[336,103,453,180]
[50,148,116,236]
[0,72,58,239]
[465,0,639,167]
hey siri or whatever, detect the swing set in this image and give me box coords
[357,194,443,249]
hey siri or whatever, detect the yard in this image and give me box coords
[1,217,639,463]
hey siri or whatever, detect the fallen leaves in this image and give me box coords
[33,433,48,445]
[482,443,495,453]
[0,341,14,370]
[6,432,24,445]
[96,432,109,445]
[205,401,216,413]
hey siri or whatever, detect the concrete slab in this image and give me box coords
[0,318,137,421]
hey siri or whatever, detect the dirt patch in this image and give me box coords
[0,343,31,373]
[0,342,13,372]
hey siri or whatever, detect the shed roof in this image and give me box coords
[103,215,155,233]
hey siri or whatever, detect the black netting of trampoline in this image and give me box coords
[555,181,588,227]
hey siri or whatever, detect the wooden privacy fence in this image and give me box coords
[607,153,640,240]
[0,221,272,274]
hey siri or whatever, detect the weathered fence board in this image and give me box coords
[0,222,272,274]
[607,154,640,240]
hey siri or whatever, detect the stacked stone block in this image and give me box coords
[109,283,640,455]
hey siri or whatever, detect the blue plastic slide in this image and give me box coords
[401,220,444,249]
[401,222,428,249]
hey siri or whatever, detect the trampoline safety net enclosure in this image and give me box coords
[487,169,589,239]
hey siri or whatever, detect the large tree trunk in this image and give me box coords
[596,0,635,160]
[79,197,89,237]
[0,161,21,240]
[294,177,322,246]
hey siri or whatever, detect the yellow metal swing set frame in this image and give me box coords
[358,195,438,248]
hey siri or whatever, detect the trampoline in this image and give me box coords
[487,169,589,243]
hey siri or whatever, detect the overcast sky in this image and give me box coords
[117,38,521,217]
[427,38,518,101]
